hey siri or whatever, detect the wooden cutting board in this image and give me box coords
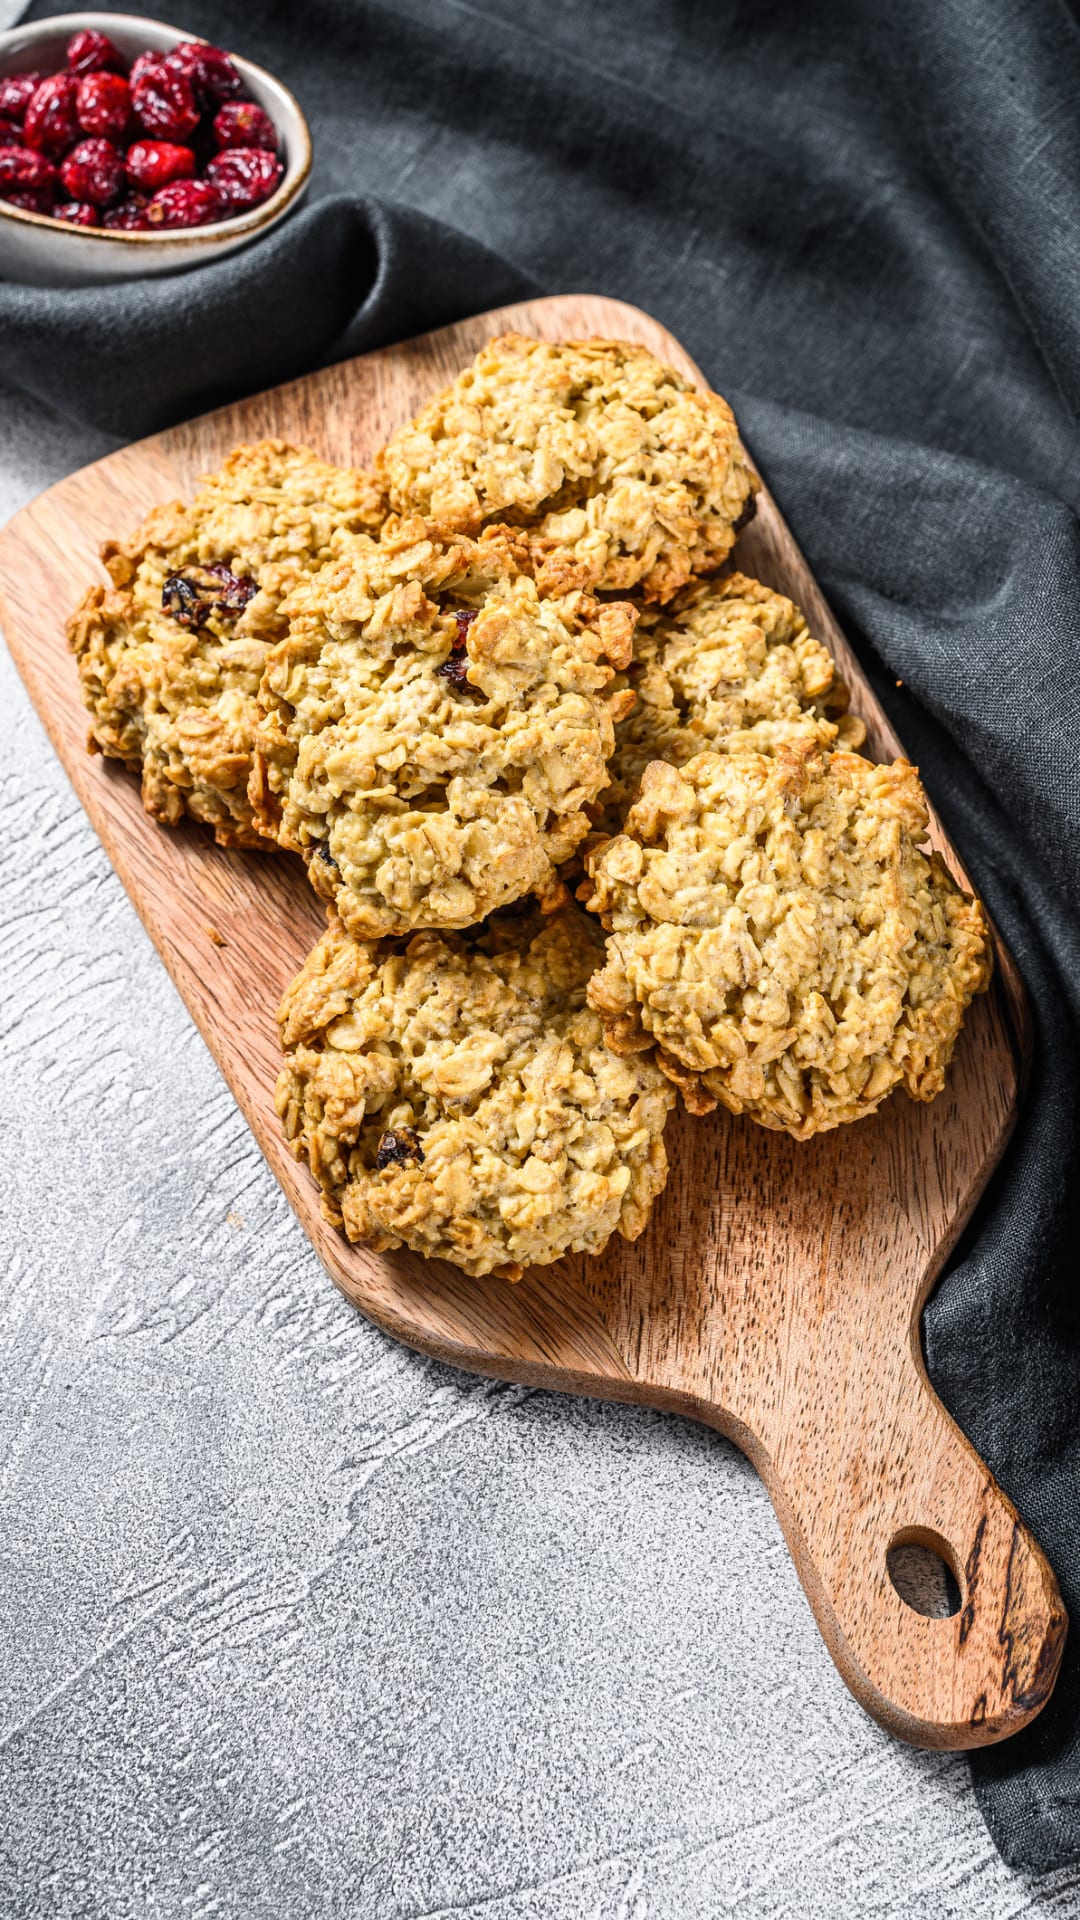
[0,294,1064,1751]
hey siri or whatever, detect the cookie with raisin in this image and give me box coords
[250,514,637,935]
[276,905,675,1279]
[68,439,385,847]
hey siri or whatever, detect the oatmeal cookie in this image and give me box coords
[377,333,758,603]
[600,572,867,832]
[276,906,675,1279]
[68,440,386,847]
[250,515,637,937]
[583,745,991,1138]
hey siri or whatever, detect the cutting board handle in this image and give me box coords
[748,1334,1067,1749]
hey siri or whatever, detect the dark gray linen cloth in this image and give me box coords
[6,0,1080,1875]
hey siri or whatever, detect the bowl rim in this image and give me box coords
[0,10,312,247]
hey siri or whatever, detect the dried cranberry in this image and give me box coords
[76,72,130,139]
[162,565,256,626]
[127,52,160,89]
[125,138,195,192]
[130,59,198,140]
[731,492,758,537]
[435,608,479,689]
[0,72,41,122]
[206,146,282,211]
[162,573,211,622]
[60,138,126,207]
[0,146,58,194]
[165,41,244,108]
[436,655,474,690]
[145,178,223,228]
[0,117,21,148]
[203,564,257,612]
[374,1128,424,1170]
[53,199,98,226]
[102,197,148,230]
[65,29,125,75]
[0,187,52,212]
[213,101,277,151]
[23,73,80,156]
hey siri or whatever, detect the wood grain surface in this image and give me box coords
[0,293,1064,1752]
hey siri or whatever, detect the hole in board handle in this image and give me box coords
[887,1529,962,1619]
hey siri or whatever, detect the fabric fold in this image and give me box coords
[0,195,535,434]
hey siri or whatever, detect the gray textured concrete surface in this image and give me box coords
[6,389,1080,1920]
[2,68,1080,1912]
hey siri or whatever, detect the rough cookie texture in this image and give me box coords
[599,572,867,832]
[276,907,675,1279]
[68,440,385,847]
[251,515,637,936]
[583,746,991,1138]
[377,333,758,603]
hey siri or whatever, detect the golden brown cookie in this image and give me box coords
[583,744,991,1138]
[598,571,866,834]
[377,332,758,603]
[68,440,386,847]
[250,515,637,937]
[276,906,675,1279]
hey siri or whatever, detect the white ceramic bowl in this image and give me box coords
[0,11,311,286]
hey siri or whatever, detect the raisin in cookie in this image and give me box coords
[250,515,637,936]
[583,745,991,1138]
[68,440,385,848]
[276,906,675,1279]
[377,333,758,603]
[599,571,867,833]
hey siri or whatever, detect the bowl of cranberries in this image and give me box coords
[0,12,311,285]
